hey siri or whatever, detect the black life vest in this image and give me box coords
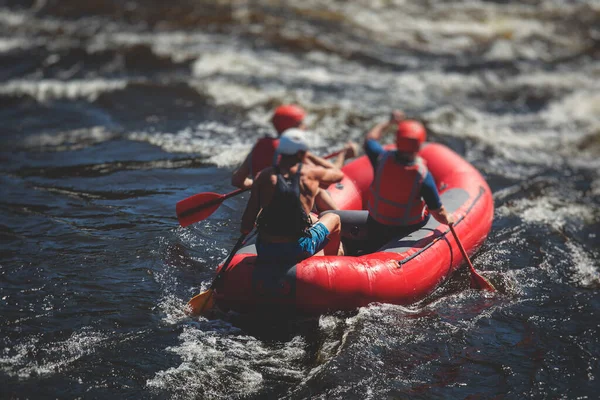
[257,164,312,237]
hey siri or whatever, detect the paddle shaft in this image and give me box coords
[186,233,248,315]
[209,233,248,290]
[449,224,495,291]
[449,225,476,272]
[324,148,343,159]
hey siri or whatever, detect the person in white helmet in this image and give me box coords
[231,104,357,212]
[240,129,346,263]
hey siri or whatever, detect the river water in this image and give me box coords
[1,1,599,399]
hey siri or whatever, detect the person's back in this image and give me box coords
[241,130,345,263]
[362,111,453,251]
[254,162,313,240]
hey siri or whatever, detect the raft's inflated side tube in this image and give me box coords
[214,143,494,314]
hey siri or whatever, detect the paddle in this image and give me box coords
[176,188,249,228]
[449,224,496,291]
[176,148,347,227]
[186,233,248,316]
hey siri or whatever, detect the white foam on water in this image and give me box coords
[193,48,599,166]
[544,90,600,128]
[23,126,116,149]
[566,241,600,289]
[425,92,598,167]
[0,7,123,39]
[192,50,280,79]
[89,31,220,63]
[127,122,246,163]
[189,43,600,166]
[337,2,549,53]
[192,47,377,91]
[503,71,595,96]
[340,0,591,60]
[209,129,329,168]
[592,176,600,198]
[497,196,593,232]
[0,329,107,378]
[146,324,305,399]
[126,118,332,168]
[0,9,26,27]
[425,106,555,149]
[208,144,254,168]
[0,37,27,52]
[191,79,276,108]
[0,79,128,102]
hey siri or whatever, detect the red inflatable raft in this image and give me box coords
[214,143,494,314]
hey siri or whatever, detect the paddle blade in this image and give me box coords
[176,192,224,227]
[186,289,215,316]
[469,268,496,291]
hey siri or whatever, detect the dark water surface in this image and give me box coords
[1,1,599,399]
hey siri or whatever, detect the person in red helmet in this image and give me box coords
[231,104,357,212]
[362,110,454,251]
[271,104,307,134]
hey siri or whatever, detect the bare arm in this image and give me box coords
[305,141,358,171]
[311,165,344,186]
[330,142,359,169]
[430,205,454,226]
[304,152,344,190]
[240,177,261,234]
[304,151,337,169]
[231,151,253,189]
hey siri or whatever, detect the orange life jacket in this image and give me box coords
[367,153,428,226]
[249,137,279,177]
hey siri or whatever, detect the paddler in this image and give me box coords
[231,104,357,212]
[240,129,345,263]
[363,110,454,251]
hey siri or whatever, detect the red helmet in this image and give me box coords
[396,120,426,153]
[271,105,305,134]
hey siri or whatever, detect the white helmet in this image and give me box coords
[278,128,309,155]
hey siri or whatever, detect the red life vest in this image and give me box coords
[249,137,279,177]
[367,153,429,226]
